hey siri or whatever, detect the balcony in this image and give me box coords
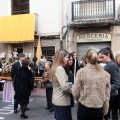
[71,0,115,26]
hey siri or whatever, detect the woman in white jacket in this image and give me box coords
[50,49,72,120]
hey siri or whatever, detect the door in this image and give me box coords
[77,42,111,62]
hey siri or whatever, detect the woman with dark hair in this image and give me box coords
[64,53,74,108]
[30,56,38,76]
[13,60,34,119]
[64,53,74,84]
[73,49,111,120]
[30,56,38,88]
[98,47,120,120]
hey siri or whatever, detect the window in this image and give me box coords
[11,0,29,15]
[34,46,55,62]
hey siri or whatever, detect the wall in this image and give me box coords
[30,0,60,36]
[67,26,111,52]
[0,0,11,16]
[111,26,120,54]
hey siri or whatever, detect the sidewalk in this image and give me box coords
[31,87,46,96]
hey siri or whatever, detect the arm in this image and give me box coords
[42,72,50,83]
[103,73,111,115]
[72,69,82,101]
[56,67,71,94]
[109,64,120,92]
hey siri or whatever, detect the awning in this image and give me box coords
[0,14,35,43]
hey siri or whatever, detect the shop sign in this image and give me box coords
[77,33,111,43]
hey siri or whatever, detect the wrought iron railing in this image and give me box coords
[72,0,115,21]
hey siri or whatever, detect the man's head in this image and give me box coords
[19,53,26,62]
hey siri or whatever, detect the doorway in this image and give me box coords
[13,44,23,54]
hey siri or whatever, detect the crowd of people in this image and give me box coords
[0,47,120,120]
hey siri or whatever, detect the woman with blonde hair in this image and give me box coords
[73,49,111,120]
[50,49,72,120]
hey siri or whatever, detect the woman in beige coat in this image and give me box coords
[73,49,111,120]
[50,49,72,120]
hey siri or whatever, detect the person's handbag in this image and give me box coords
[46,82,53,88]
[70,94,74,108]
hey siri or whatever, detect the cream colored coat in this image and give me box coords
[73,63,111,115]
[52,66,71,106]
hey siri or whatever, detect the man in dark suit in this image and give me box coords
[11,53,26,114]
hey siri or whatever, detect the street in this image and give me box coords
[0,88,119,120]
[0,88,77,120]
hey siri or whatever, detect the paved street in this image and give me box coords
[0,87,119,120]
[0,87,77,120]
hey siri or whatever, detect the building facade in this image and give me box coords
[0,0,62,61]
[0,0,120,62]
[66,0,120,61]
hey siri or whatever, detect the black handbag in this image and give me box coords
[46,82,53,88]
[70,94,74,108]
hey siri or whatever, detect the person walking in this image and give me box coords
[98,47,120,120]
[13,59,34,119]
[42,61,54,112]
[73,49,111,120]
[11,53,26,114]
[50,49,72,120]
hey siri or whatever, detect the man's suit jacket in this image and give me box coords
[104,60,120,96]
[11,61,21,80]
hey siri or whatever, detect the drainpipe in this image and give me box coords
[65,0,69,50]
[59,0,63,49]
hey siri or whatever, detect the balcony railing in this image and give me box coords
[72,0,115,21]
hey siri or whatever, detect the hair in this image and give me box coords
[64,53,73,75]
[71,52,77,59]
[19,53,26,58]
[22,59,29,67]
[50,49,68,80]
[115,53,120,63]
[80,55,86,68]
[41,55,45,59]
[32,56,37,62]
[86,49,102,70]
[45,61,52,68]
[98,47,115,62]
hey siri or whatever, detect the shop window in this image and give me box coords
[11,0,29,15]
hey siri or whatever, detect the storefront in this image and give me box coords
[77,33,111,61]
[67,26,120,62]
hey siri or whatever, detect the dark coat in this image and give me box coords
[11,61,21,79]
[104,60,120,96]
[13,67,34,105]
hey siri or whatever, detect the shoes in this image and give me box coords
[34,85,37,88]
[14,109,18,114]
[49,109,54,112]
[26,108,30,110]
[45,107,50,110]
[21,114,28,119]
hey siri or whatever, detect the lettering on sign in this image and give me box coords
[77,33,111,43]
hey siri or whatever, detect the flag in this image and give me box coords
[36,37,42,66]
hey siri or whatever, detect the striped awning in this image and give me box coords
[0,14,35,43]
